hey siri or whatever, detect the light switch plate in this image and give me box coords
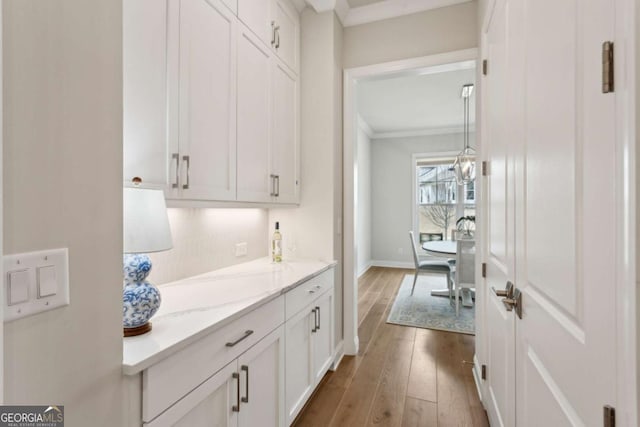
[3,248,70,322]
[235,242,248,257]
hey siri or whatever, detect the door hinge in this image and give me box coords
[482,161,490,176]
[481,364,487,380]
[481,263,487,278]
[603,406,615,427]
[602,41,614,93]
[482,59,488,75]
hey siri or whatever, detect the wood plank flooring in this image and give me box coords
[292,267,489,427]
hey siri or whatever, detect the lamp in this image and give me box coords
[122,181,173,337]
[453,83,475,185]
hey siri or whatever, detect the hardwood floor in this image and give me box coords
[292,267,489,427]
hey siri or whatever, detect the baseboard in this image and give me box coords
[371,260,414,269]
[472,355,484,404]
[331,341,345,371]
[357,262,373,278]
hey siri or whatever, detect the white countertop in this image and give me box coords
[122,257,336,375]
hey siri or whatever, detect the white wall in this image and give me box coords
[148,209,268,285]
[343,2,478,69]
[370,133,466,265]
[356,122,372,276]
[3,1,125,425]
[269,9,344,345]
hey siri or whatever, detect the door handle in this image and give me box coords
[182,155,190,190]
[172,153,180,189]
[311,308,317,333]
[232,372,240,412]
[241,365,249,403]
[502,288,522,319]
[492,281,514,298]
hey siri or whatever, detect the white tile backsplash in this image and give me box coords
[147,208,269,284]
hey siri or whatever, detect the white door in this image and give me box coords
[272,0,298,73]
[483,1,516,424]
[146,361,239,427]
[271,60,298,204]
[123,0,174,192]
[284,306,314,424]
[237,0,272,46]
[237,24,273,203]
[179,0,237,201]
[238,326,285,427]
[483,0,619,425]
[312,290,334,386]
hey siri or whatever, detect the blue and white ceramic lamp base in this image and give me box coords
[123,254,161,337]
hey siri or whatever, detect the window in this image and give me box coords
[416,159,475,241]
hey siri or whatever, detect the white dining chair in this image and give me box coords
[454,239,476,316]
[408,231,453,297]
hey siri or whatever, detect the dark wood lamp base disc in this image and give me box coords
[124,322,152,337]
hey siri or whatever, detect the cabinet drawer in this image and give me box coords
[143,296,284,422]
[285,269,333,320]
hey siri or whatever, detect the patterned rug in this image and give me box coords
[387,274,475,335]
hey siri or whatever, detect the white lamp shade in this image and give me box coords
[123,187,173,253]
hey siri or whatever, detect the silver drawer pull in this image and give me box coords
[308,289,315,294]
[226,330,254,347]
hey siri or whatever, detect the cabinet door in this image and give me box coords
[237,326,285,427]
[271,60,299,204]
[179,0,237,201]
[237,0,272,46]
[284,306,314,425]
[145,361,239,427]
[236,24,272,203]
[123,0,175,192]
[272,0,299,73]
[312,290,334,386]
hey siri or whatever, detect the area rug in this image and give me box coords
[387,274,475,335]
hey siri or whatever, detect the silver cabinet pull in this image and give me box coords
[275,175,280,197]
[316,306,320,331]
[172,153,179,189]
[311,308,317,333]
[270,174,277,196]
[232,372,240,412]
[226,330,254,347]
[182,155,190,189]
[241,365,249,403]
[271,21,279,47]
[275,26,280,49]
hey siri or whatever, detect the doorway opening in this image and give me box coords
[343,48,478,355]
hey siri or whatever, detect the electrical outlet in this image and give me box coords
[235,242,248,257]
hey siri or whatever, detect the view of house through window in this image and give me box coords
[416,158,475,243]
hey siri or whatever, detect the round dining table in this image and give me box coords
[421,239,475,307]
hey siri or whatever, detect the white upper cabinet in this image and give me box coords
[272,0,299,73]
[236,24,273,203]
[271,61,299,204]
[123,0,172,191]
[237,0,272,46]
[237,0,299,74]
[178,0,237,201]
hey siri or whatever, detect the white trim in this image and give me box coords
[357,115,374,139]
[343,48,478,358]
[330,340,345,371]
[342,0,472,27]
[472,355,484,403]
[357,261,373,278]
[370,260,414,269]
[0,0,4,404]
[373,124,476,140]
[614,0,637,423]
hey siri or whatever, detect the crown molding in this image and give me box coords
[371,124,476,140]
[301,0,473,27]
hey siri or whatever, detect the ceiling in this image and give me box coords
[346,0,385,7]
[357,68,476,136]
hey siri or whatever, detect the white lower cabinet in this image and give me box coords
[146,326,285,427]
[284,286,334,425]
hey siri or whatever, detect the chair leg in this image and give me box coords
[411,272,419,296]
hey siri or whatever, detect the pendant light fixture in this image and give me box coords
[453,83,475,185]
